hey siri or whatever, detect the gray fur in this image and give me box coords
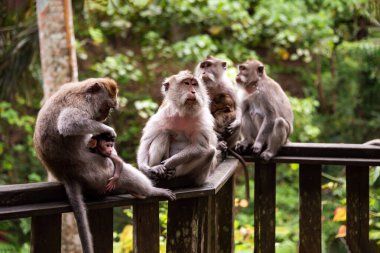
[235,60,294,161]
[137,71,218,186]
[34,78,175,253]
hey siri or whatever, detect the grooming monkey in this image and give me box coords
[33,78,175,253]
[195,56,250,200]
[235,59,294,161]
[137,70,218,187]
[87,132,122,192]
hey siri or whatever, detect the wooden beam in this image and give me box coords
[347,166,369,253]
[299,164,321,253]
[133,202,160,253]
[254,162,276,253]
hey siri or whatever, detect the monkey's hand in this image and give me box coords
[104,125,117,138]
[252,142,263,155]
[105,176,118,192]
[217,140,228,152]
[227,119,241,135]
[149,164,176,180]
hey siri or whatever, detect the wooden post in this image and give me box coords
[31,214,62,253]
[299,164,321,253]
[133,202,160,253]
[254,162,276,253]
[166,197,209,253]
[89,208,113,253]
[215,176,235,253]
[346,166,369,253]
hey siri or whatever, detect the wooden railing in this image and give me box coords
[241,143,380,253]
[0,159,238,253]
[0,143,379,253]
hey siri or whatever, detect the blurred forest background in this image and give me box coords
[1,0,380,252]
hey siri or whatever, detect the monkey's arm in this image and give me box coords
[57,107,116,137]
[105,154,123,192]
[137,130,169,171]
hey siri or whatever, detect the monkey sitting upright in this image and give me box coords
[34,78,175,253]
[235,59,294,161]
[137,70,218,187]
[87,132,122,192]
[195,56,250,200]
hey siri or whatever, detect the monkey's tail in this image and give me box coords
[227,148,250,201]
[63,181,94,253]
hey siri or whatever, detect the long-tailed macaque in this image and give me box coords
[137,70,218,187]
[33,78,175,253]
[195,56,250,200]
[235,59,294,161]
[87,132,122,192]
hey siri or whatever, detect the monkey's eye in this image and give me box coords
[184,81,190,85]
[239,65,246,71]
[200,63,205,68]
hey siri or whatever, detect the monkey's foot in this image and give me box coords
[235,140,250,152]
[260,151,274,161]
[252,142,263,154]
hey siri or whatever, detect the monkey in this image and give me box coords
[87,132,122,192]
[194,56,250,200]
[235,59,294,161]
[137,70,218,188]
[33,78,175,253]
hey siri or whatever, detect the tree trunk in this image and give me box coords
[36,0,80,252]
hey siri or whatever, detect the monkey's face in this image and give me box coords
[163,71,208,113]
[84,79,118,121]
[199,58,227,85]
[236,60,264,93]
[99,140,114,157]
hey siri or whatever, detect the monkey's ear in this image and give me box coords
[86,82,102,93]
[222,62,227,69]
[257,65,264,77]
[162,82,169,92]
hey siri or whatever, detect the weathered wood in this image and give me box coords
[0,160,239,220]
[215,176,235,253]
[244,156,380,166]
[299,164,321,253]
[254,162,276,253]
[133,202,160,253]
[89,208,113,253]
[0,182,65,206]
[347,166,369,253]
[31,214,61,253]
[167,197,209,253]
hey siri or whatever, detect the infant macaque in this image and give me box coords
[88,132,123,192]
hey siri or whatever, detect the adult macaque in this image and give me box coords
[34,78,175,253]
[235,59,294,161]
[137,70,218,187]
[195,56,250,200]
[87,132,122,192]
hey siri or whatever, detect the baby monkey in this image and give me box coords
[87,133,122,192]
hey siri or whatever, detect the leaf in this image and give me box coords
[333,206,346,222]
[336,225,346,238]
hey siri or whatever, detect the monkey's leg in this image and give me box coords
[176,148,216,185]
[236,112,256,150]
[252,116,273,155]
[261,118,288,161]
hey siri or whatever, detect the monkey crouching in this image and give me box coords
[34,78,175,253]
